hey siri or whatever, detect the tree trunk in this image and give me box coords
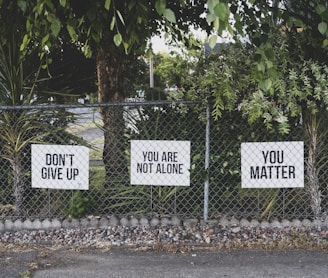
[304,111,322,218]
[12,155,26,216]
[97,35,128,186]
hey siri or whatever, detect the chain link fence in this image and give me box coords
[0,101,327,221]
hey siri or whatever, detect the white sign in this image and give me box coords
[130,140,190,186]
[241,141,304,188]
[31,144,89,190]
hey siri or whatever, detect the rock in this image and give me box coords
[4,220,13,230]
[204,236,211,244]
[291,219,302,227]
[240,219,250,227]
[41,219,52,230]
[249,219,260,227]
[171,216,181,226]
[32,219,42,230]
[89,218,99,228]
[13,219,23,230]
[99,217,109,228]
[80,218,90,228]
[22,219,33,230]
[62,219,72,229]
[0,216,327,251]
[312,219,322,228]
[130,217,139,227]
[120,217,130,227]
[150,218,160,227]
[271,220,282,228]
[70,219,80,229]
[52,219,62,229]
[139,217,149,227]
[302,219,312,227]
[183,219,198,228]
[109,216,119,226]
[230,217,240,226]
[260,221,270,229]
[219,216,230,227]
[321,217,328,228]
[231,227,241,234]
[161,217,171,226]
[281,219,291,228]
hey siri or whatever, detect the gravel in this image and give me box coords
[1,216,328,251]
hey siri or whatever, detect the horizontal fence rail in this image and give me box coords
[0,101,326,221]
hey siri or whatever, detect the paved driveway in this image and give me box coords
[2,247,327,278]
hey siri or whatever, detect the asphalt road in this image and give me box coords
[2,247,328,278]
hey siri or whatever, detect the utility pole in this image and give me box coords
[149,53,154,88]
[149,43,154,88]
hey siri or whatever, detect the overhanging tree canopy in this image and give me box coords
[10,0,212,183]
[2,0,328,188]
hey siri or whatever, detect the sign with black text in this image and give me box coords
[31,144,89,190]
[130,140,190,186]
[241,141,304,188]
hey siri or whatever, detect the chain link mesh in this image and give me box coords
[0,101,327,220]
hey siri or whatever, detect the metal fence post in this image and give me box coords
[204,100,211,221]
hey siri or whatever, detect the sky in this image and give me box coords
[150,29,233,54]
[150,35,171,53]
[149,27,209,54]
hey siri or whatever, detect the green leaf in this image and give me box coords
[259,79,272,92]
[208,34,217,49]
[43,0,54,10]
[206,13,216,24]
[266,60,273,69]
[213,3,229,21]
[67,18,78,28]
[81,42,92,58]
[113,33,122,47]
[264,45,274,59]
[323,38,328,48]
[59,0,66,7]
[116,10,125,25]
[110,16,116,31]
[234,20,243,34]
[163,8,176,23]
[218,18,227,34]
[41,33,50,45]
[67,25,78,41]
[257,61,265,73]
[104,0,111,10]
[123,42,129,53]
[155,0,166,15]
[316,4,326,16]
[47,13,57,23]
[26,19,31,32]
[213,17,220,31]
[17,0,27,12]
[227,23,234,36]
[318,22,327,35]
[50,20,61,37]
[20,34,29,51]
[92,33,100,43]
[207,0,220,14]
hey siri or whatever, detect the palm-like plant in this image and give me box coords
[0,34,43,215]
[0,34,90,216]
